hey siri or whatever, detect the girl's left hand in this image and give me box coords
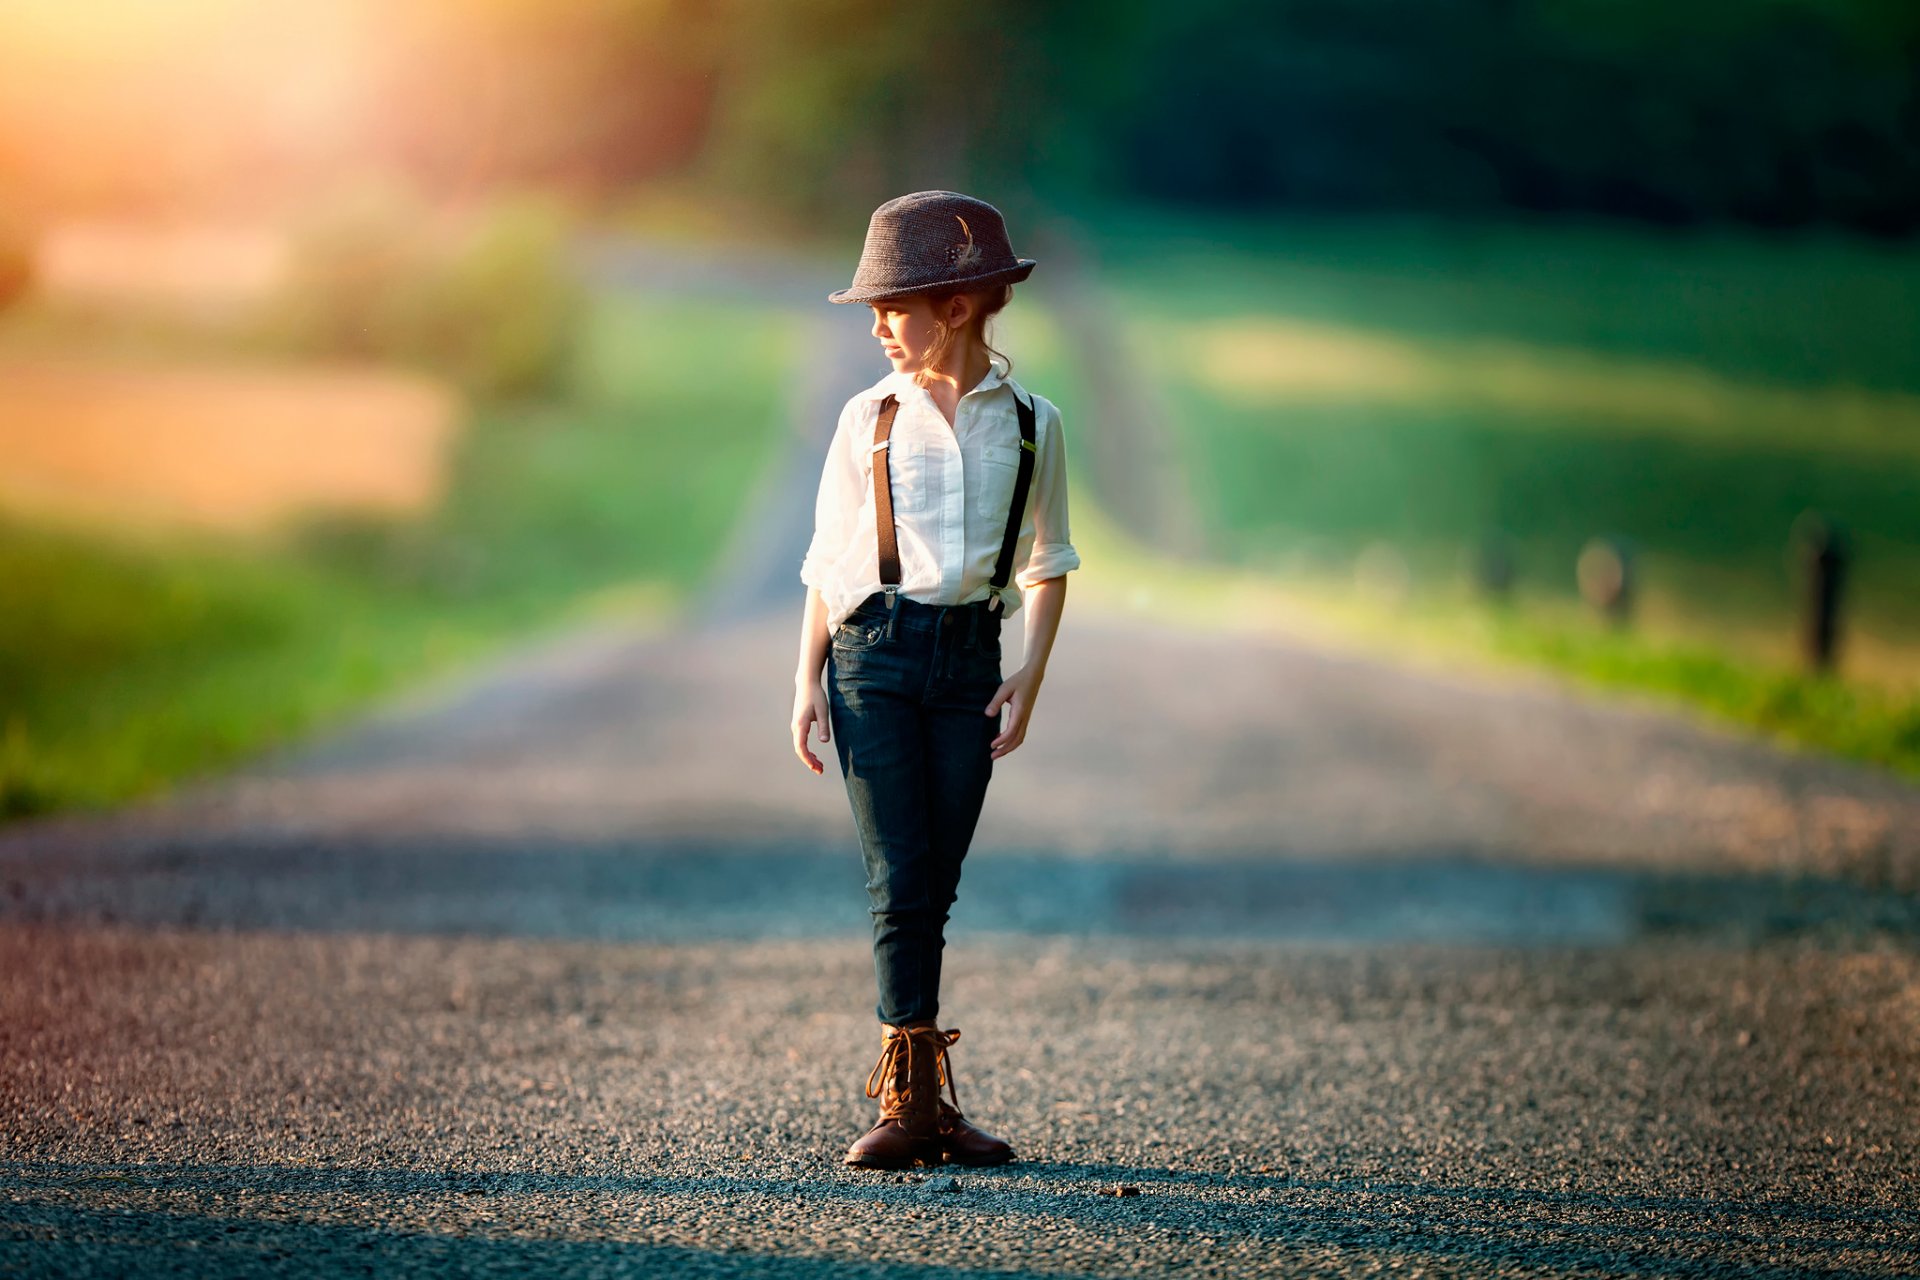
[985,665,1042,759]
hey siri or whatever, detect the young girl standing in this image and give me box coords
[789,190,1080,1170]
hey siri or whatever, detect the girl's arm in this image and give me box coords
[987,574,1066,760]
[792,585,834,775]
[1020,574,1068,683]
[990,398,1080,759]
[793,400,866,775]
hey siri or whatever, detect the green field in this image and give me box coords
[1025,208,1920,774]
[0,291,798,817]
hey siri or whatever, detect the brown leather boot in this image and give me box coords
[843,1022,946,1169]
[863,1026,1015,1168]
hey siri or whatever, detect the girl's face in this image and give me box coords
[868,296,948,372]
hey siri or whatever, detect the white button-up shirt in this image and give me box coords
[799,353,1083,632]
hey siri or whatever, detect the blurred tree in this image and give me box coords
[0,0,1913,236]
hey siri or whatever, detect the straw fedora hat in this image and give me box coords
[829,190,1037,305]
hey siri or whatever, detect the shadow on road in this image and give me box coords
[5,1159,1913,1279]
[4,834,1915,949]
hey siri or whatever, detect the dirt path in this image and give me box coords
[3,235,1918,1278]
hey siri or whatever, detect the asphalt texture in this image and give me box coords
[4,241,1919,1277]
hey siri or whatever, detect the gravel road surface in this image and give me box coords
[4,242,1918,1277]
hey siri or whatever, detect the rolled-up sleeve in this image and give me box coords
[1015,397,1082,588]
[799,399,864,591]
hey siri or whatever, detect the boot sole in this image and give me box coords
[843,1140,945,1170]
[842,1154,939,1170]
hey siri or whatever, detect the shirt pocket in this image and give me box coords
[886,438,928,514]
[974,442,1022,523]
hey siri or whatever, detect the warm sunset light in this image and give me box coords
[0,0,695,218]
[0,0,376,214]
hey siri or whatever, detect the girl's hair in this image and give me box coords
[910,283,1014,389]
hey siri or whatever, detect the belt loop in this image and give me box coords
[967,606,980,649]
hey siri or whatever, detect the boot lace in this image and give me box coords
[865,1025,963,1121]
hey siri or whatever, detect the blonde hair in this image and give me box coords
[910,284,1014,389]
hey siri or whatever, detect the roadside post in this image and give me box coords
[1791,510,1848,675]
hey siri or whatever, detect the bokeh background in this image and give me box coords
[3,0,1918,818]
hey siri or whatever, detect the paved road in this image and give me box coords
[3,240,1918,1277]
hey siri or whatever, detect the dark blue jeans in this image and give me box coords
[827,589,1003,1026]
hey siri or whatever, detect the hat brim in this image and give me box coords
[828,259,1036,305]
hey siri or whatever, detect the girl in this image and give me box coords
[789,191,1080,1170]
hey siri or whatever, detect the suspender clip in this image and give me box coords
[883,584,898,609]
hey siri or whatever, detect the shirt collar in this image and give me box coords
[859,351,1013,403]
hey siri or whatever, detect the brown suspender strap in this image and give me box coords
[871,394,902,597]
[986,392,1038,610]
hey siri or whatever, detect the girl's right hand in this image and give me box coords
[792,680,831,775]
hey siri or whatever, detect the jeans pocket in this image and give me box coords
[836,598,895,648]
[832,618,886,652]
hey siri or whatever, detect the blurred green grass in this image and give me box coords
[1091,207,1920,392]
[0,290,797,817]
[1032,208,1920,774]
[1178,398,1920,643]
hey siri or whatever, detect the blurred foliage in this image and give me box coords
[367,0,1920,235]
[8,0,1912,237]
[1080,0,1920,233]
[268,183,586,401]
[0,292,796,818]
